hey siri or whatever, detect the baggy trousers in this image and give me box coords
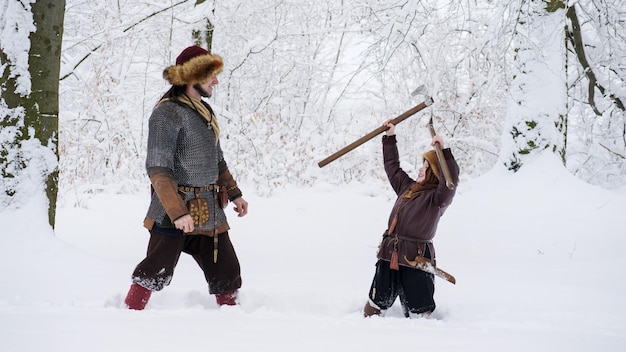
[131,230,242,294]
[368,259,435,317]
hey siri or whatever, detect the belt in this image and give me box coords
[383,230,432,244]
[178,184,219,192]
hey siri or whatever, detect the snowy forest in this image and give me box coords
[2,2,626,350]
[2,0,626,217]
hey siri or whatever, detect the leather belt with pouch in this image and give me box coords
[179,185,219,226]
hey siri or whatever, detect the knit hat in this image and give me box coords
[422,150,441,181]
[163,45,223,86]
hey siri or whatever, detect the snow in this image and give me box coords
[0,0,34,94]
[1,0,625,349]
[1,152,625,351]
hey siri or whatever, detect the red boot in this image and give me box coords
[215,289,238,306]
[124,283,152,310]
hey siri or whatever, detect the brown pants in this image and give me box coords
[131,230,242,294]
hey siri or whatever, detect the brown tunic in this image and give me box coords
[376,135,459,267]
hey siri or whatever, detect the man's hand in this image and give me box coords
[232,197,248,217]
[174,214,195,233]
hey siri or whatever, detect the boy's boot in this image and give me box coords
[363,301,382,317]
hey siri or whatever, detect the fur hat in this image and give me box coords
[163,45,223,86]
[422,150,441,181]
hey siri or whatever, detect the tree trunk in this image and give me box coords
[565,5,625,114]
[0,0,65,228]
[30,0,65,227]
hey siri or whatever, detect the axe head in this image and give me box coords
[411,84,427,98]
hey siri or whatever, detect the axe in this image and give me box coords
[427,112,455,190]
[411,87,456,191]
[317,85,434,168]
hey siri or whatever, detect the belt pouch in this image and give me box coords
[187,189,210,226]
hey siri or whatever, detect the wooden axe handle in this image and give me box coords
[427,118,455,190]
[318,97,434,168]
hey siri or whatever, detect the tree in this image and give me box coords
[563,0,626,185]
[55,0,624,192]
[498,0,626,184]
[500,0,568,171]
[0,0,65,227]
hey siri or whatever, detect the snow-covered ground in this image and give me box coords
[1,153,625,351]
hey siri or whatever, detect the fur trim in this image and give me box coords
[422,150,441,181]
[163,54,223,85]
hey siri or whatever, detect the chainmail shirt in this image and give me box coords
[145,100,227,231]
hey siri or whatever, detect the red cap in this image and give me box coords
[175,45,210,65]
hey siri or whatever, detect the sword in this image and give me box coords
[404,255,456,284]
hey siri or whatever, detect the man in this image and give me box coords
[124,45,248,310]
[363,120,459,318]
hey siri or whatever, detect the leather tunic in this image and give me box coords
[376,135,459,267]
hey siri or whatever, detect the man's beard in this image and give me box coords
[193,84,211,98]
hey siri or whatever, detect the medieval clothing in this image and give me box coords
[367,134,459,317]
[125,46,244,310]
[129,98,243,294]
